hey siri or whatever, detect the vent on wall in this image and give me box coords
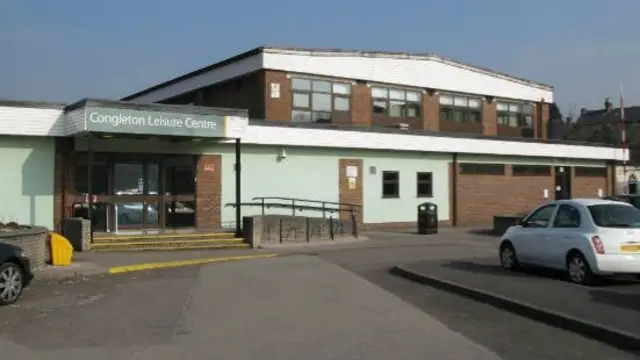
[369,166,377,175]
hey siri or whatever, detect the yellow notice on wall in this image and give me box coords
[348,177,356,190]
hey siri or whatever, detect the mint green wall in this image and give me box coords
[215,145,339,224]
[0,136,55,229]
[210,145,451,225]
[457,154,607,167]
[362,153,450,223]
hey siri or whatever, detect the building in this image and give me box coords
[0,46,626,236]
[564,98,638,194]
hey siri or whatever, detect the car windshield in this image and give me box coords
[588,204,640,228]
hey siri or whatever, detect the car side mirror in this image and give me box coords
[514,217,523,226]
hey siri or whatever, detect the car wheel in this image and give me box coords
[500,242,520,270]
[0,262,24,306]
[566,252,597,286]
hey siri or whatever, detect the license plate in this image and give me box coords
[620,244,640,252]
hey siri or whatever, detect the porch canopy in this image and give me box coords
[62,99,248,237]
[63,99,248,139]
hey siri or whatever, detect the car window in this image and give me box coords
[524,204,556,228]
[588,204,640,228]
[553,204,581,228]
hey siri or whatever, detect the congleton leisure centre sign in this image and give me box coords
[84,107,226,137]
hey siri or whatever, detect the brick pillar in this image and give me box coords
[54,137,75,232]
[482,96,497,136]
[422,89,439,131]
[533,100,550,139]
[196,155,222,230]
[264,70,291,121]
[351,81,371,127]
[338,159,363,223]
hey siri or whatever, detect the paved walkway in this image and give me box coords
[2,255,503,360]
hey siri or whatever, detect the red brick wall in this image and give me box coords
[572,168,607,198]
[482,97,497,136]
[196,155,222,230]
[457,164,553,226]
[422,90,439,131]
[264,70,291,121]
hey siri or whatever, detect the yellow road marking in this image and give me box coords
[108,253,278,274]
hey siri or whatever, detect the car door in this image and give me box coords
[546,204,583,269]
[517,204,558,264]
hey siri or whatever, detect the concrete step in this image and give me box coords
[91,239,249,252]
[92,232,238,244]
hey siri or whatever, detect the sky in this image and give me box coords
[1,0,638,117]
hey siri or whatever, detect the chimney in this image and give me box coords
[580,107,587,115]
[605,97,613,112]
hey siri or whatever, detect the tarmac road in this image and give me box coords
[0,229,637,359]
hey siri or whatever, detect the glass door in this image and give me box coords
[163,156,197,230]
[111,159,161,233]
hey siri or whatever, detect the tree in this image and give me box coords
[549,102,563,122]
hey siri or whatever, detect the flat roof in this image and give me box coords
[121,45,553,102]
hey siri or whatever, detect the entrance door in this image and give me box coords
[111,159,161,233]
[554,166,572,200]
[163,157,197,229]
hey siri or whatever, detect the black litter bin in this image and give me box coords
[417,202,438,234]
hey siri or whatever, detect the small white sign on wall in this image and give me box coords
[270,83,280,98]
[346,165,358,178]
[597,188,604,197]
[543,189,549,198]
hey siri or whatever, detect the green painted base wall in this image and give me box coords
[211,145,452,225]
[0,136,55,229]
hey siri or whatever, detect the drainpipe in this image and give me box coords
[452,152,458,227]
[234,138,242,237]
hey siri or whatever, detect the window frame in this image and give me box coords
[459,163,506,175]
[416,172,433,198]
[574,166,607,177]
[439,94,483,123]
[553,204,582,228]
[522,204,557,228]
[497,101,533,128]
[290,77,352,123]
[371,86,422,118]
[511,165,552,177]
[382,171,400,198]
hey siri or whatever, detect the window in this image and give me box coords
[459,163,505,175]
[371,87,421,117]
[497,102,533,127]
[74,164,109,195]
[575,166,607,177]
[553,205,581,228]
[439,94,482,123]
[382,171,400,198]
[417,172,433,197]
[523,204,557,228]
[291,78,351,123]
[588,204,640,228]
[512,165,551,176]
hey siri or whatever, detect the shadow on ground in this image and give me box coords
[589,290,640,312]
[466,229,501,237]
[440,259,639,287]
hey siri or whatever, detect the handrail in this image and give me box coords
[251,196,359,217]
[252,196,362,208]
[224,196,360,218]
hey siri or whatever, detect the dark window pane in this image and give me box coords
[74,164,109,195]
[406,103,420,117]
[459,163,505,175]
[575,166,607,177]
[417,172,433,197]
[373,100,387,114]
[588,204,640,228]
[382,171,399,198]
[389,101,404,117]
[512,165,551,176]
[468,110,481,123]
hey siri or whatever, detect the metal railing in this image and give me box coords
[224,196,361,240]
[225,196,361,218]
